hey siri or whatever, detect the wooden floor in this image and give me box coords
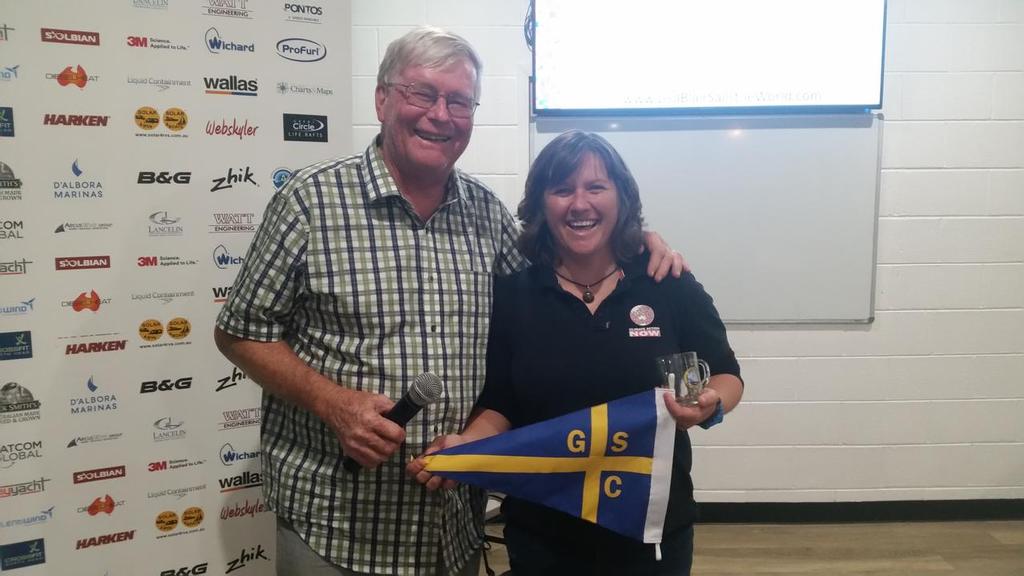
[480,521,1024,575]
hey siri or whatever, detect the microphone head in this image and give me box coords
[408,372,444,407]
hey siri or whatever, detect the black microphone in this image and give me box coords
[343,372,445,473]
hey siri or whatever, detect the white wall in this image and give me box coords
[352,0,1024,503]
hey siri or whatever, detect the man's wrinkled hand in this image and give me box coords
[323,388,406,469]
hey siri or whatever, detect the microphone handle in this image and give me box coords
[342,396,426,473]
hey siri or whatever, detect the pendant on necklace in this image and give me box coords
[582,290,595,303]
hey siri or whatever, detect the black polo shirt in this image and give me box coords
[478,253,741,551]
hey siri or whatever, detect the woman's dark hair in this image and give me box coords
[517,130,644,266]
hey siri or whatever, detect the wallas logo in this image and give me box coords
[41,27,100,46]
[0,106,14,137]
[54,159,103,199]
[55,255,110,270]
[219,471,262,493]
[0,539,46,570]
[134,106,188,137]
[205,117,259,140]
[43,113,109,126]
[73,465,126,484]
[0,331,32,361]
[153,416,187,442]
[138,171,191,184]
[204,75,258,96]
[211,166,258,192]
[47,64,98,89]
[69,375,119,414]
[283,113,327,142]
[75,529,135,550]
[206,28,254,54]
[213,286,233,304]
[0,382,41,425]
[0,440,43,469]
[219,442,259,466]
[0,258,31,275]
[276,37,325,62]
[149,211,184,237]
[213,245,244,268]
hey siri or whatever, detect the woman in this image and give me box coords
[409,130,743,575]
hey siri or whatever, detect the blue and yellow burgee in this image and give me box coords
[422,388,676,543]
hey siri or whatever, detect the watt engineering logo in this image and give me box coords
[203,75,258,96]
[276,37,325,62]
[206,28,254,54]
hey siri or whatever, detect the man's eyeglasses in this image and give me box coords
[387,82,479,119]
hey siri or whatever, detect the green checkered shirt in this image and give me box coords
[216,138,526,575]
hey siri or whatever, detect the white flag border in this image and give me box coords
[643,387,677,543]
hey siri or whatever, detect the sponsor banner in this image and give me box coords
[0,477,50,499]
[0,538,46,570]
[0,382,41,424]
[41,27,100,45]
[283,113,328,142]
[0,331,32,361]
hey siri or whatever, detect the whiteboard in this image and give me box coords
[531,114,881,323]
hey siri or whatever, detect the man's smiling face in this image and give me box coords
[375,58,477,183]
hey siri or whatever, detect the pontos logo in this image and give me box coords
[283,3,323,24]
[141,377,192,393]
[203,75,258,96]
[41,27,100,46]
[55,255,110,270]
[73,465,126,484]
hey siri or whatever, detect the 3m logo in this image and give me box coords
[148,460,168,471]
[138,256,158,267]
[127,36,148,47]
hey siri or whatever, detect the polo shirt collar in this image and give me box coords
[363,134,465,208]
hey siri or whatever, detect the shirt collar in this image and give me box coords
[363,134,465,208]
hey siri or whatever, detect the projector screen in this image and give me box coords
[533,0,887,115]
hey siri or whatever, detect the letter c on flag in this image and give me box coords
[604,475,622,498]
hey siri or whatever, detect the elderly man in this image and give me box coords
[214,26,683,576]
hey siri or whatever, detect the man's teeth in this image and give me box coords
[417,132,449,142]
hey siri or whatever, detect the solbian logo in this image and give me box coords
[276,37,325,62]
[205,28,254,54]
[41,27,99,46]
[283,113,327,142]
[73,465,126,484]
[55,255,110,271]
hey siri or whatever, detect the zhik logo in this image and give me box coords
[210,166,257,192]
[226,544,268,573]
